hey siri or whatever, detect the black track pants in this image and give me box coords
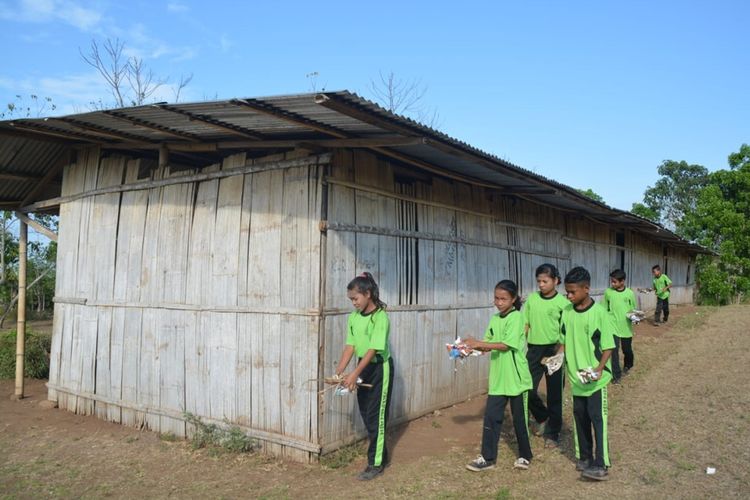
[480,393,532,463]
[655,297,670,322]
[357,358,394,467]
[526,343,563,439]
[573,387,610,468]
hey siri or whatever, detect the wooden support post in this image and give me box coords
[159,143,169,169]
[14,220,27,399]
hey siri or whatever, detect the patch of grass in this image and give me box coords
[676,459,695,472]
[320,442,364,469]
[643,467,662,485]
[159,431,178,442]
[0,329,51,378]
[184,412,257,453]
[124,436,139,444]
[674,307,717,331]
[431,420,442,429]
[258,484,290,500]
[495,487,512,499]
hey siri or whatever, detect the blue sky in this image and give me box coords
[1,0,748,210]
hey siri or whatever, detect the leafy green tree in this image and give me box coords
[630,202,659,222]
[639,160,709,234]
[576,188,604,203]
[681,145,750,304]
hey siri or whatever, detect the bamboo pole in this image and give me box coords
[14,220,27,399]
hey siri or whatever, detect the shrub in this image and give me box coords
[183,412,257,453]
[0,329,51,379]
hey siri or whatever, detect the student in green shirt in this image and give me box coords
[523,263,569,447]
[464,280,533,472]
[602,269,638,383]
[651,265,672,325]
[556,267,615,481]
[334,272,393,481]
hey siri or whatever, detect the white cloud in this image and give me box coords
[1,0,103,31]
[166,1,188,13]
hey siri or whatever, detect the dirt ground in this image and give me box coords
[2,305,749,499]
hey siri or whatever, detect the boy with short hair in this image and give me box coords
[651,265,672,324]
[602,269,637,382]
[557,267,614,481]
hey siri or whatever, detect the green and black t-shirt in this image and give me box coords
[346,308,390,362]
[560,301,615,396]
[653,274,672,300]
[523,291,569,345]
[602,287,637,338]
[483,309,533,396]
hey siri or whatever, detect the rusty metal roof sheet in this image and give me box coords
[0,90,707,252]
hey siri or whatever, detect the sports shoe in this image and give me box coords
[466,455,495,472]
[581,465,609,481]
[612,378,621,385]
[513,457,530,470]
[357,465,384,481]
[575,459,590,471]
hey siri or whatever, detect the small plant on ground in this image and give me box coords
[320,442,364,469]
[184,412,257,453]
[159,431,177,442]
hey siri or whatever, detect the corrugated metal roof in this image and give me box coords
[0,90,707,253]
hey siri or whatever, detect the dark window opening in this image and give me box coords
[395,179,418,305]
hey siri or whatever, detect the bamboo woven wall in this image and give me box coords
[48,147,326,461]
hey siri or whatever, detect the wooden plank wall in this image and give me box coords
[48,148,324,461]
[319,149,697,451]
[320,150,570,451]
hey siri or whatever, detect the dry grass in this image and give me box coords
[1,305,749,498]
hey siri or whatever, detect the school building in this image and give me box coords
[0,91,707,460]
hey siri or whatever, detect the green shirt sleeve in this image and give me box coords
[368,311,389,352]
[483,315,497,342]
[499,311,524,351]
[597,308,616,351]
[523,297,530,326]
[345,313,356,346]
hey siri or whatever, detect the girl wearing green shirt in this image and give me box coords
[464,280,533,472]
[523,263,569,447]
[334,272,393,481]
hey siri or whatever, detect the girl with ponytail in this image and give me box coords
[334,272,394,480]
[464,279,533,472]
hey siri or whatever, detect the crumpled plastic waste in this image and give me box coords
[445,337,484,360]
[577,367,600,384]
[626,309,646,325]
[541,352,564,375]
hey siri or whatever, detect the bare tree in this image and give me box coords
[172,73,194,102]
[80,38,130,107]
[80,37,192,109]
[369,71,441,128]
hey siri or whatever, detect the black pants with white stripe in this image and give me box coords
[573,387,610,468]
[357,358,394,467]
[480,393,532,463]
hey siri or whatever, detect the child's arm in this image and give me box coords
[343,349,378,391]
[463,337,509,352]
[593,349,613,380]
[334,345,355,378]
